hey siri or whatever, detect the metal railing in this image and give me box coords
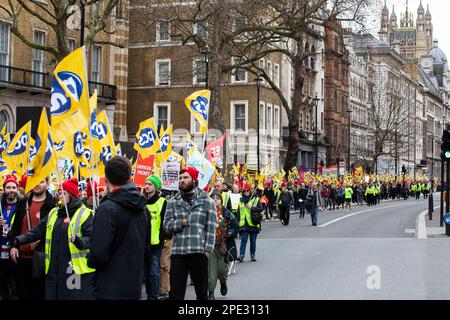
[0,64,116,101]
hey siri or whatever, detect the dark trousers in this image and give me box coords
[299,201,306,218]
[279,205,290,225]
[144,248,162,300]
[14,258,44,300]
[264,206,273,220]
[169,254,208,300]
[0,259,15,300]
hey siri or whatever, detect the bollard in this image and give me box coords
[429,194,433,220]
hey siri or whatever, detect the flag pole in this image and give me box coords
[56,159,71,222]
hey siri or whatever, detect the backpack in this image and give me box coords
[249,196,263,225]
[305,189,314,211]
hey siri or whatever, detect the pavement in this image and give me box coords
[181,196,450,300]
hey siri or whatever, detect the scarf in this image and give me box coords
[180,186,196,205]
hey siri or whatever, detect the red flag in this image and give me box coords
[205,133,226,165]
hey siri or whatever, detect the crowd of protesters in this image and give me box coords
[0,156,434,301]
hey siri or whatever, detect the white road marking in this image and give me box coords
[317,204,413,228]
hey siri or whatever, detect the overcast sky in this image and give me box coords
[372,0,450,58]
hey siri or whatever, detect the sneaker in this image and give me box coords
[158,292,169,300]
[237,256,244,262]
[208,291,215,300]
[251,256,257,262]
[220,282,228,296]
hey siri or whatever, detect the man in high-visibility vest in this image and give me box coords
[237,184,264,262]
[144,174,169,300]
[12,178,95,300]
[344,184,353,212]
[365,183,375,206]
[210,180,232,211]
[416,183,422,200]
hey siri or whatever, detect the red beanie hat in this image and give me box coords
[18,174,27,189]
[242,184,251,191]
[180,166,199,182]
[281,181,287,188]
[3,174,18,188]
[86,181,98,198]
[62,178,79,198]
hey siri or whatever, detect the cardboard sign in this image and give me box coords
[133,154,155,187]
[162,162,180,191]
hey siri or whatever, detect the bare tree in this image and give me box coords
[0,0,122,64]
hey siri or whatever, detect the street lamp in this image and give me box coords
[394,121,399,176]
[431,133,434,179]
[255,74,264,174]
[80,0,86,46]
[202,46,212,89]
[313,93,320,174]
[346,108,353,173]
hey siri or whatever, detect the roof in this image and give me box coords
[427,40,447,66]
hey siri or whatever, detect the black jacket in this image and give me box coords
[9,191,56,242]
[147,192,171,250]
[87,183,150,300]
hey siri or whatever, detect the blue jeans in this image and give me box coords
[299,201,306,216]
[239,231,257,257]
[144,248,162,300]
[311,207,318,225]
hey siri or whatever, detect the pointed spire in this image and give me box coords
[426,3,431,18]
[391,5,397,19]
[418,0,424,12]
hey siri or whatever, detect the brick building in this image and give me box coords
[0,0,127,137]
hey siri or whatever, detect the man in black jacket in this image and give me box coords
[9,177,56,300]
[87,156,149,300]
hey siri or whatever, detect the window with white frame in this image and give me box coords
[267,60,273,81]
[193,59,207,85]
[91,46,101,82]
[190,115,202,134]
[267,103,272,135]
[232,16,247,39]
[156,59,171,86]
[258,59,265,84]
[32,30,45,87]
[0,22,9,81]
[231,101,248,133]
[231,57,247,83]
[195,19,208,40]
[154,103,171,132]
[156,21,171,42]
[274,105,280,135]
[274,63,280,87]
[67,38,75,53]
[259,101,266,134]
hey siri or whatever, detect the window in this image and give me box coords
[116,0,124,18]
[193,59,206,85]
[32,30,45,87]
[230,101,248,133]
[267,103,272,135]
[310,46,316,70]
[156,21,171,42]
[154,103,171,132]
[259,101,266,134]
[91,46,101,91]
[0,109,8,132]
[274,105,280,135]
[274,63,280,87]
[231,57,247,83]
[0,22,9,81]
[191,115,202,134]
[67,38,75,53]
[267,61,273,80]
[233,16,247,39]
[195,19,208,40]
[259,59,265,84]
[155,59,171,86]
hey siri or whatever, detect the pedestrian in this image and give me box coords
[298,183,308,218]
[163,166,217,300]
[0,174,23,299]
[144,174,170,300]
[9,177,56,300]
[321,185,330,210]
[344,184,353,212]
[207,193,238,300]
[83,180,98,210]
[210,180,232,211]
[263,181,275,220]
[306,183,322,226]
[11,178,95,300]
[278,182,294,226]
[292,184,300,212]
[87,156,149,300]
[237,184,264,262]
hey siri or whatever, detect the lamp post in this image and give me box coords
[80,0,86,46]
[346,108,353,173]
[394,121,399,176]
[255,75,263,174]
[313,93,320,174]
[202,46,212,89]
[431,134,435,179]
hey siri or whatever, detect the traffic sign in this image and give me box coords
[444,213,450,225]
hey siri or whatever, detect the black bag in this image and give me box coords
[250,208,263,225]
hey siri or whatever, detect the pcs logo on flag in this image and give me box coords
[7,132,28,156]
[190,96,208,120]
[50,71,83,117]
[137,128,157,148]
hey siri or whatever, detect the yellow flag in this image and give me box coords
[156,124,173,164]
[51,46,90,141]
[4,121,31,177]
[96,110,116,167]
[0,132,10,157]
[134,117,160,159]
[26,108,58,194]
[89,90,101,155]
[184,90,210,134]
